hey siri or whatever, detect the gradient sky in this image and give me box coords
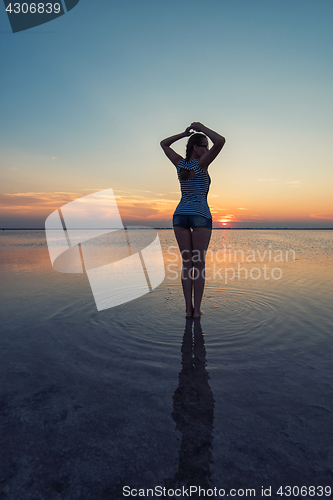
[1,0,333,228]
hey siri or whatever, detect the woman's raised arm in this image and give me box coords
[160,127,192,167]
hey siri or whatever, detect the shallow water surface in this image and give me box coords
[0,230,332,499]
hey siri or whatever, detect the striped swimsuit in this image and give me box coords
[173,159,212,219]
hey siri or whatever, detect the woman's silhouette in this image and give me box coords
[161,122,225,317]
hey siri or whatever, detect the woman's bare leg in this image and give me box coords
[191,227,212,317]
[173,226,193,317]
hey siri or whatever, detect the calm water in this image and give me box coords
[0,230,332,499]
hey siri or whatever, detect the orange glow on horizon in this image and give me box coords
[218,214,236,225]
[1,190,333,226]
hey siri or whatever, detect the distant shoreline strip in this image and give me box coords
[2,228,333,231]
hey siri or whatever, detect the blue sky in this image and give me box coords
[1,0,333,227]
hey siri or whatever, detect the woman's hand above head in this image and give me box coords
[184,126,193,136]
[190,122,204,133]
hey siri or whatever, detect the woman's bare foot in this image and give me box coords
[193,309,203,318]
[185,305,194,317]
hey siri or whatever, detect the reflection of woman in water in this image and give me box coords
[160,123,225,317]
[164,317,215,490]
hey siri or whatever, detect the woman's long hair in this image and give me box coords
[179,133,207,181]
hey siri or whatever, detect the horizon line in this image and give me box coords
[2,227,333,231]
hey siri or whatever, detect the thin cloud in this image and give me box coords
[285,180,301,187]
[310,212,333,220]
[0,192,80,210]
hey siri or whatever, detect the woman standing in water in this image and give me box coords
[160,122,225,317]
